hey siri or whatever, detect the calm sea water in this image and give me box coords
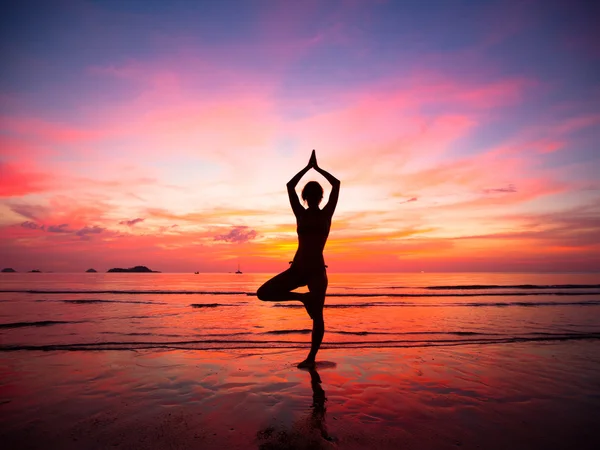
[1,273,599,351]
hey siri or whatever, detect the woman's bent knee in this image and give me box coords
[256,285,271,301]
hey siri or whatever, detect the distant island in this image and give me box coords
[86,268,98,273]
[1,268,16,273]
[107,266,160,273]
[29,269,42,273]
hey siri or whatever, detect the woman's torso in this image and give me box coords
[292,208,331,271]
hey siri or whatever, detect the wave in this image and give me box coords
[100,331,185,338]
[101,314,179,320]
[63,299,167,305]
[300,284,600,290]
[425,284,600,290]
[263,329,501,336]
[0,320,84,329]
[332,330,499,336]
[264,329,312,335]
[190,303,240,308]
[2,332,599,351]
[100,331,251,337]
[273,300,600,309]
[2,288,600,298]
[0,289,245,296]
[327,293,600,298]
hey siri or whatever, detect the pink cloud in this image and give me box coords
[214,226,258,244]
[0,134,55,160]
[0,115,104,144]
[492,113,600,157]
[554,114,600,135]
[0,162,53,197]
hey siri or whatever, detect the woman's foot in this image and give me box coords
[297,358,316,369]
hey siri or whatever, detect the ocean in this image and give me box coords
[1,272,599,352]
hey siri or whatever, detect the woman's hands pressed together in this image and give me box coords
[308,149,318,169]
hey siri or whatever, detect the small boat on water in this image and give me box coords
[194,271,199,274]
[235,263,242,274]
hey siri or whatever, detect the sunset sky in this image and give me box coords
[1,0,599,273]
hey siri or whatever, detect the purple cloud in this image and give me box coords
[11,204,50,221]
[119,218,145,226]
[483,184,517,194]
[20,221,44,230]
[214,226,257,243]
[76,225,105,237]
[47,224,70,233]
[158,224,179,233]
[399,197,418,205]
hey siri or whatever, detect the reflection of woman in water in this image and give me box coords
[256,366,334,446]
[257,150,340,368]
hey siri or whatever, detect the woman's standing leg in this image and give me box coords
[298,270,328,368]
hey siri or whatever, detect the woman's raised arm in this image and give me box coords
[286,154,313,216]
[312,152,340,217]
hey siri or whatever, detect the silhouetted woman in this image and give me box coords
[257,150,340,368]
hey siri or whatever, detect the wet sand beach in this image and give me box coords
[1,341,599,449]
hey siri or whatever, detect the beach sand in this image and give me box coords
[1,341,599,449]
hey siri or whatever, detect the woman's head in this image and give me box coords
[302,181,323,207]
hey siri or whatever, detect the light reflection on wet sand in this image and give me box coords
[1,342,599,449]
